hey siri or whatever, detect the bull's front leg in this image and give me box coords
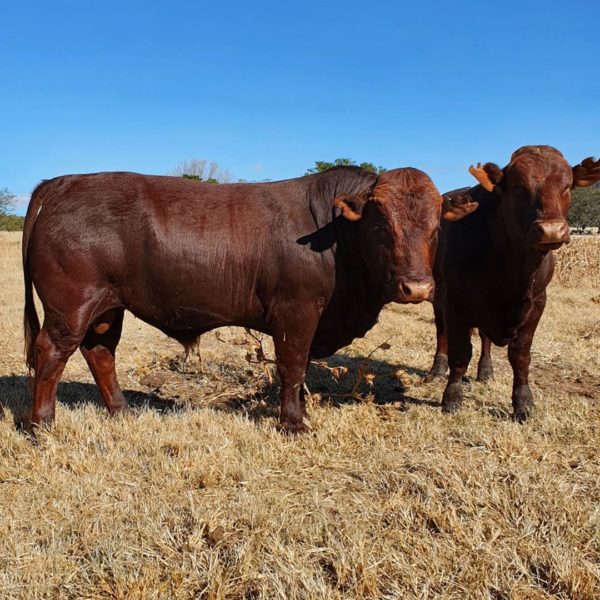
[508,292,546,422]
[441,308,472,413]
[273,304,320,433]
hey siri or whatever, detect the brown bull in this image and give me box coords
[426,146,600,421]
[23,166,476,432]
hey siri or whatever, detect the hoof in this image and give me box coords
[442,401,462,414]
[30,412,55,430]
[424,355,448,383]
[26,417,53,442]
[441,382,463,414]
[476,366,494,383]
[277,419,310,435]
[512,410,529,423]
[108,403,131,417]
[512,385,534,423]
[423,371,445,384]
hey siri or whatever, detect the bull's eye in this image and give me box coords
[512,185,532,198]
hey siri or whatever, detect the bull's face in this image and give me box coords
[335,168,478,304]
[469,146,600,252]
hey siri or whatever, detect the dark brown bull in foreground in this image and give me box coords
[426,146,600,421]
[23,166,476,432]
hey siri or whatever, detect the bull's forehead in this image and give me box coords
[506,151,572,188]
[373,167,442,205]
[380,191,442,232]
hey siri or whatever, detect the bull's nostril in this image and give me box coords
[401,280,434,301]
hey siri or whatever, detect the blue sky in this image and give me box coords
[2,0,599,214]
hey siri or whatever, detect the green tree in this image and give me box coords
[357,161,387,174]
[0,188,23,231]
[0,187,15,217]
[569,185,600,231]
[0,214,25,231]
[171,159,232,183]
[305,159,386,175]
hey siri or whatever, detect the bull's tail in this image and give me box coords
[22,180,52,372]
[23,256,40,373]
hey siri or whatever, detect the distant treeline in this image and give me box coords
[0,215,26,231]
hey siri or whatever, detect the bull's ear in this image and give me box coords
[334,194,366,221]
[468,162,503,192]
[441,194,479,222]
[572,156,600,188]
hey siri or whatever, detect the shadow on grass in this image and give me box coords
[0,353,443,430]
[0,374,180,426]
[209,355,441,424]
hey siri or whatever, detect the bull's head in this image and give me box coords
[334,168,478,304]
[469,145,600,251]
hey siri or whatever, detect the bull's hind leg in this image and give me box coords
[31,318,84,426]
[80,308,128,415]
[425,299,448,382]
[476,331,494,382]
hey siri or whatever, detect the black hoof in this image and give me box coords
[424,371,445,383]
[108,403,131,417]
[476,365,494,383]
[277,420,309,435]
[424,355,448,383]
[441,382,463,414]
[512,385,534,423]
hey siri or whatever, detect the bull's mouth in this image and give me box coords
[534,239,569,252]
[393,292,431,305]
[531,220,570,252]
[396,297,428,305]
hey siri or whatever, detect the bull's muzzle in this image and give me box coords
[397,279,434,304]
[533,219,570,250]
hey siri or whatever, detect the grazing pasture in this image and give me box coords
[0,231,599,599]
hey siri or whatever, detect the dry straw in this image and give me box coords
[554,235,600,287]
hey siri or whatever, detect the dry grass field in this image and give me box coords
[1,231,599,599]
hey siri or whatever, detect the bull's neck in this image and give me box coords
[489,199,546,303]
[335,218,388,312]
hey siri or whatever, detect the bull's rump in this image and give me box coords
[27,172,329,332]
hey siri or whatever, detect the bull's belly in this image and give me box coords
[121,282,266,333]
[476,312,529,347]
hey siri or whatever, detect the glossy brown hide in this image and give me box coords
[426,146,600,421]
[23,166,462,432]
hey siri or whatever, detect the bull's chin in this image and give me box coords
[384,285,433,305]
[393,294,431,305]
[535,241,566,252]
